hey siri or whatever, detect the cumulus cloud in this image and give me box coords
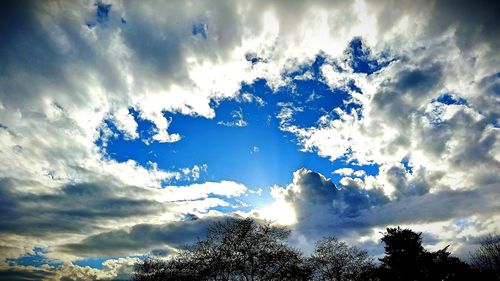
[0,257,138,281]
[284,34,499,198]
[111,108,139,140]
[333,168,354,176]
[270,169,387,235]
[269,168,500,257]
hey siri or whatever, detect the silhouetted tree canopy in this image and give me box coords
[133,218,310,281]
[470,234,500,279]
[308,236,375,281]
[133,220,496,281]
[378,227,425,280]
[377,227,483,281]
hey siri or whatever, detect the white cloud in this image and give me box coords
[333,168,354,176]
[353,170,366,177]
[159,181,248,202]
[217,108,248,127]
[240,92,266,106]
[111,108,139,140]
[250,146,260,154]
[283,38,499,196]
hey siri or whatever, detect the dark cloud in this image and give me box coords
[0,1,126,109]
[472,73,500,120]
[367,0,500,53]
[384,166,430,198]
[429,0,500,52]
[0,178,167,237]
[393,64,442,95]
[59,216,230,257]
[0,267,55,281]
[281,169,499,241]
[370,63,443,129]
[119,6,188,84]
[277,169,389,238]
[357,183,500,227]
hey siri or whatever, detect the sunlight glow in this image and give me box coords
[260,200,297,225]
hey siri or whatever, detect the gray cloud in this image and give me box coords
[0,1,126,109]
[0,178,167,237]
[296,35,499,197]
[0,176,240,251]
[384,166,430,198]
[0,267,56,281]
[429,0,500,53]
[273,169,388,239]
[367,0,500,55]
[59,216,229,257]
[369,63,444,133]
[356,183,500,227]
[278,169,499,249]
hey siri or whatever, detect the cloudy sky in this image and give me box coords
[1,0,499,279]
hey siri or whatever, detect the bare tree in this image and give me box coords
[470,234,500,278]
[133,218,310,281]
[308,236,374,281]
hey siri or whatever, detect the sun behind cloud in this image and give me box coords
[260,199,297,226]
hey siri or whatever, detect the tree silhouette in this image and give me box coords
[378,227,425,280]
[308,236,375,281]
[133,222,489,281]
[470,234,500,279]
[133,218,310,281]
[378,227,482,281]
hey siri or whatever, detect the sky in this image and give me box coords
[0,0,499,280]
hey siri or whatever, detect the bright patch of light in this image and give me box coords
[260,200,297,225]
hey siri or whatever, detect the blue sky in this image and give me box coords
[0,0,499,279]
[97,50,382,217]
[99,52,378,189]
